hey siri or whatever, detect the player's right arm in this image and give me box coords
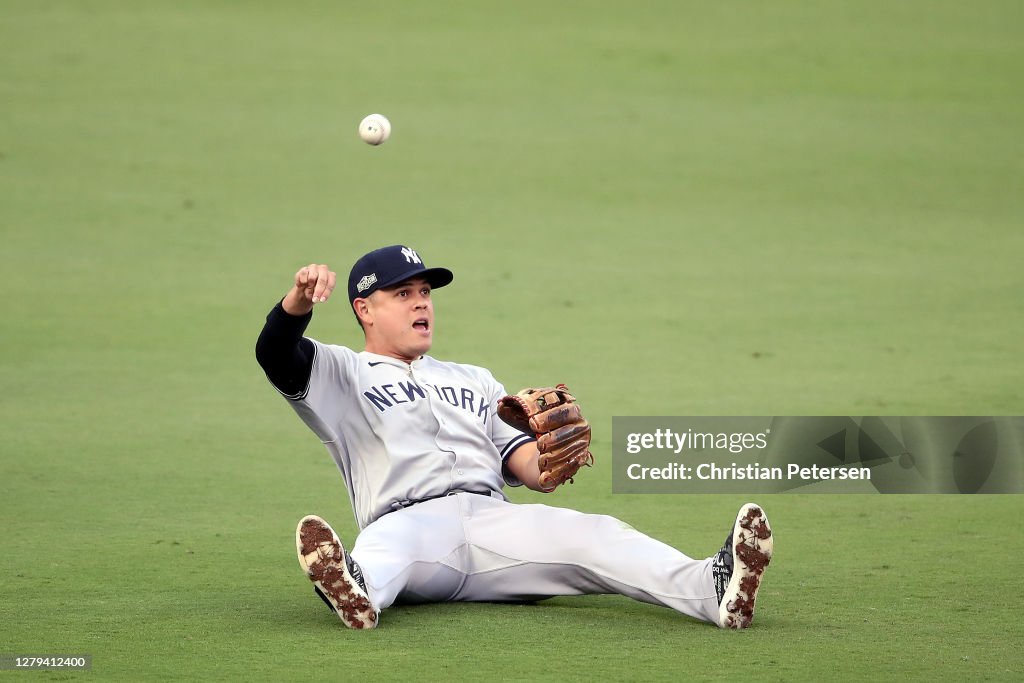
[255,264,337,397]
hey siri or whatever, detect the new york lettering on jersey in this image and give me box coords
[362,380,490,422]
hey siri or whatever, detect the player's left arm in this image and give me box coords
[504,441,547,492]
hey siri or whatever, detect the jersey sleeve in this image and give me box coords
[280,339,360,444]
[483,373,536,487]
[255,300,316,398]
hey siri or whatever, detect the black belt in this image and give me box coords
[387,489,493,515]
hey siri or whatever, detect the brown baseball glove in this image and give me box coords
[497,384,594,491]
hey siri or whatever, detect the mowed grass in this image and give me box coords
[1,1,1022,680]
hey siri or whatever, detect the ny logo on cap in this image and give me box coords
[356,273,377,293]
[401,247,422,264]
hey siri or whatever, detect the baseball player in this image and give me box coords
[255,245,774,630]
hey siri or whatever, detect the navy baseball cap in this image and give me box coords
[347,245,454,303]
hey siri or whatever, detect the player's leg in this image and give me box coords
[295,498,469,627]
[348,495,470,610]
[455,497,717,621]
[453,497,773,627]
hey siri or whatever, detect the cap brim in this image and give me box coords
[377,266,453,292]
[422,267,454,289]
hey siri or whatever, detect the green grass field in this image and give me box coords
[2,1,1022,680]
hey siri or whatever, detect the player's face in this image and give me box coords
[360,277,435,361]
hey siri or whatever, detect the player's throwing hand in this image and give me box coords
[284,264,336,315]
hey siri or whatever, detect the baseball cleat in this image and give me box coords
[712,503,773,629]
[296,515,378,629]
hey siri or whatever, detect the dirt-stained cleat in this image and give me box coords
[711,503,774,629]
[296,515,379,629]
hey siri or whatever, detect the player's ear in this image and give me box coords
[353,297,372,326]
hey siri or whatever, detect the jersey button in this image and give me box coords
[457,469,464,475]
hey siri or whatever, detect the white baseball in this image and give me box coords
[359,113,391,146]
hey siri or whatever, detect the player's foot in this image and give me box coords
[711,503,773,629]
[296,515,378,629]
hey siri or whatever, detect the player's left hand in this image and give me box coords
[498,385,593,491]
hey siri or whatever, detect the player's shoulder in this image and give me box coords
[422,355,498,381]
[306,337,354,352]
[306,338,361,364]
[420,354,490,373]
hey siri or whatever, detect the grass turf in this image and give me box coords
[1,1,1022,680]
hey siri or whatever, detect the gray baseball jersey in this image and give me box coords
[278,339,535,529]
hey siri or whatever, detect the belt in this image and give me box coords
[387,489,493,515]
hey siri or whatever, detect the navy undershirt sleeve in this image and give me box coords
[255,300,316,397]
